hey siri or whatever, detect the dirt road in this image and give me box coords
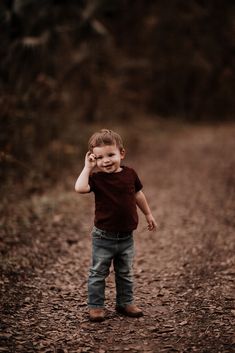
[1,121,235,352]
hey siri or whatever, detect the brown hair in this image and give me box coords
[88,129,124,151]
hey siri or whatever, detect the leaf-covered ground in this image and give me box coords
[1,121,235,353]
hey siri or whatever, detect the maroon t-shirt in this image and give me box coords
[89,166,143,232]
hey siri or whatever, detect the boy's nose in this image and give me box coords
[103,157,110,164]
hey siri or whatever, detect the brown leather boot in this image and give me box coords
[89,308,105,322]
[116,304,143,317]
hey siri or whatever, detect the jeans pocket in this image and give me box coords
[91,227,103,239]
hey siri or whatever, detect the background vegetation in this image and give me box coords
[0,0,234,190]
[1,4,235,352]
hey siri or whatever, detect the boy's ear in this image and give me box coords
[120,148,126,159]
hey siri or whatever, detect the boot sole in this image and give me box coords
[89,316,105,322]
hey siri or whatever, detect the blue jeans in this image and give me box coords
[88,227,134,308]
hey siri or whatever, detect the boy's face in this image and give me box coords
[92,144,125,173]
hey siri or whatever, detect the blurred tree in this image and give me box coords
[0,0,234,185]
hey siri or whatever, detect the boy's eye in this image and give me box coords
[108,153,114,157]
[96,156,102,160]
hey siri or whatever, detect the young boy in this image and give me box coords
[75,129,157,322]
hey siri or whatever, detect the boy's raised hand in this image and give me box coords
[85,151,97,170]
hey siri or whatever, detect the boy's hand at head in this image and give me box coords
[146,214,158,231]
[85,151,97,170]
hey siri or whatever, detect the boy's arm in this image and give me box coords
[75,167,91,193]
[75,152,96,193]
[135,190,157,231]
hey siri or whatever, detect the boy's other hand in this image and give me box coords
[146,214,158,231]
[85,151,97,170]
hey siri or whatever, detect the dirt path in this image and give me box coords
[1,122,235,353]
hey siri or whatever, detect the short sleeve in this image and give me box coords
[88,174,95,192]
[132,169,143,192]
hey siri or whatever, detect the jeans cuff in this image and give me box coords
[88,304,105,309]
[116,300,133,307]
